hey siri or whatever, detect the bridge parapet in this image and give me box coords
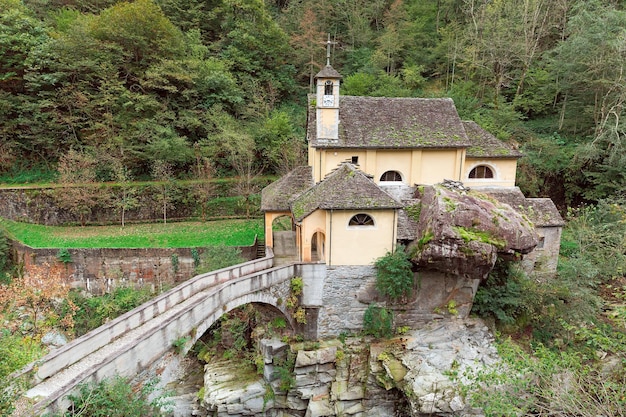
[15,250,275,386]
[16,252,332,416]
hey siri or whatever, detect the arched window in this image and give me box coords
[324,80,333,96]
[380,170,402,182]
[469,165,494,179]
[349,213,375,226]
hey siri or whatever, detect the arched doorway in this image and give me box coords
[272,215,297,263]
[311,231,326,262]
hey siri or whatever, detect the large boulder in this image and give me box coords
[409,183,538,280]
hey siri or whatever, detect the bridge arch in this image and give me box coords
[189,293,296,349]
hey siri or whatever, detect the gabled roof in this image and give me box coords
[261,166,314,212]
[291,163,403,222]
[315,65,342,79]
[307,96,472,149]
[479,187,564,227]
[463,121,523,159]
[397,199,420,241]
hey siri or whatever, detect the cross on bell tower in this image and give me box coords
[325,33,335,67]
[315,34,342,141]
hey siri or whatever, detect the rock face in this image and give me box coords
[410,184,538,280]
[394,318,499,416]
[200,320,499,417]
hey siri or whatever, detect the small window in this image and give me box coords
[469,165,494,179]
[537,236,545,249]
[349,213,374,226]
[380,170,402,182]
[351,156,359,164]
[324,80,333,96]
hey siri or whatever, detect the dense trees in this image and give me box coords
[1,0,626,205]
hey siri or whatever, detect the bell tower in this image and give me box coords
[315,34,342,141]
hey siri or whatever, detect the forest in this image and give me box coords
[2,0,626,415]
[1,0,625,208]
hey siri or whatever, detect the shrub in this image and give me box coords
[290,276,304,296]
[62,287,155,336]
[472,260,525,325]
[0,330,44,416]
[56,248,72,264]
[363,304,394,339]
[461,339,626,417]
[46,376,171,416]
[374,246,414,301]
[272,352,296,392]
[0,231,12,284]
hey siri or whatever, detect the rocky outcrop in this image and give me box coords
[409,183,538,280]
[200,319,499,417]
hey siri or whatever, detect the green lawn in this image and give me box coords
[0,218,264,248]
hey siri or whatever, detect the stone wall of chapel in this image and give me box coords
[316,266,481,338]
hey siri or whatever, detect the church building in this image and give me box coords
[261,62,563,272]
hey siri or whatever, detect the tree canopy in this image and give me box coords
[1,0,626,205]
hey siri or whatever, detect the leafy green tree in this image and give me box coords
[193,155,217,221]
[216,0,296,112]
[255,109,304,174]
[111,163,139,228]
[90,0,184,70]
[55,149,100,226]
[374,246,414,302]
[371,0,408,75]
[152,160,175,224]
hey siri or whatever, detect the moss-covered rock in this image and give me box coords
[409,184,538,280]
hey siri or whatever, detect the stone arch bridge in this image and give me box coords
[14,250,326,416]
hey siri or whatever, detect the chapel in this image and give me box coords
[261,62,563,273]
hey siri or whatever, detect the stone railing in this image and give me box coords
[15,249,274,385]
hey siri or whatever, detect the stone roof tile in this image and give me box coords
[478,187,564,227]
[397,199,420,240]
[463,121,522,159]
[291,163,403,221]
[261,166,314,212]
[308,96,471,148]
[315,65,342,79]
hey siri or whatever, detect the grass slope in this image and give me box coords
[0,218,263,248]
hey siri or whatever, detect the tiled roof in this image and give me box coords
[261,166,314,212]
[307,96,472,148]
[479,187,564,227]
[291,163,403,221]
[315,65,342,79]
[463,121,522,158]
[397,199,420,240]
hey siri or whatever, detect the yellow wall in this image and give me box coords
[317,108,339,139]
[297,209,397,266]
[327,210,397,265]
[310,148,464,185]
[264,211,292,248]
[298,209,327,263]
[464,158,518,187]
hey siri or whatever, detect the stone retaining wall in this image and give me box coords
[0,183,270,226]
[12,241,258,295]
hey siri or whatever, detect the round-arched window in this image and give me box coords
[380,170,402,182]
[324,80,333,96]
[469,165,494,179]
[348,213,375,226]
